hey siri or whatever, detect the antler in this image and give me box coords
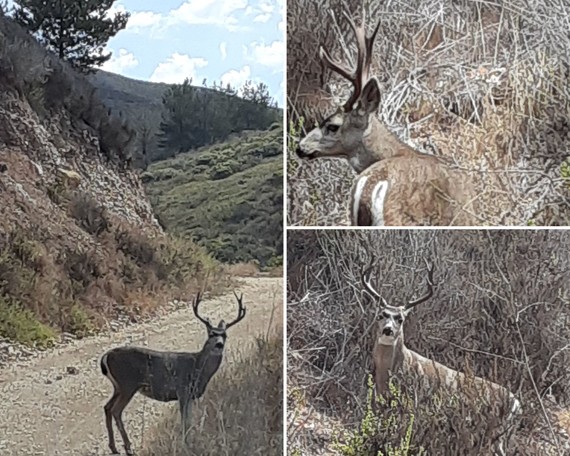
[405,258,435,310]
[226,291,247,329]
[319,6,381,111]
[192,292,213,328]
[362,256,388,305]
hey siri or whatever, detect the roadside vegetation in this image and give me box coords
[141,330,283,456]
[0,191,218,348]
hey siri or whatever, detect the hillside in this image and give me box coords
[143,126,283,266]
[88,69,282,166]
[0,14,214,347]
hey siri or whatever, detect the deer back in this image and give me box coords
[350,154,479,226]
[403,347,518,417]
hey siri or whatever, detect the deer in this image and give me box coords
[100,292,246,455]
[362,257,521,421]
[295,8,480,226]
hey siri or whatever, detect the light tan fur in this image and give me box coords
[363,259,521,420]
[373,329,520,417]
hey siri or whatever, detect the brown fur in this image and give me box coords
[350,117,479,226]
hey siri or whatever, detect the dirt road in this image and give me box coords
[0,277,282,456]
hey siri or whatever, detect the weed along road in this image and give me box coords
[0,277,282,456]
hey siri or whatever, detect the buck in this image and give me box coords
[362,258,521,420]
[295,9,479,226]
[100,292,246,455]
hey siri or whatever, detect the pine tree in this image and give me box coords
[13,0,129,72]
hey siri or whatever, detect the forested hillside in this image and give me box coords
[89,71,281,167]
[143,126,283,266]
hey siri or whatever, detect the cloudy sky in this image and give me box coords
[7,0,285,106]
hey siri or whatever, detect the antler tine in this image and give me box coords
[406,258,435,310]
[364,19,381,83]
[192,292,212,328]
[226,291,247,329]
[320,5,376,112]
[362,256,386,304]
[319,46,354,82]
[341,7,366,111]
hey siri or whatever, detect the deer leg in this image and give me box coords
[178,395,194,446]
[110,390,137,456]
[104,391,119,454]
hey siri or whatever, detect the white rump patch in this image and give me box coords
[351,176,369,225]
[370,181,389,225]
[510,397,522,417]
[101,353,119,390]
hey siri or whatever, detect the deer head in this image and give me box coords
[192,291,247,353]
[296,8,384,172]
[363,257,434,345]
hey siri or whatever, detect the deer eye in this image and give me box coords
[326,124,340,133]
[381,312,389,319]
[396,316,403,323]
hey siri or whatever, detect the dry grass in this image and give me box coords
[140,330,283,456]
[287,0,570,226]
[223,262,260,277]
[287,229,570,455]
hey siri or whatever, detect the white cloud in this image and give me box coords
[253,13,271,23]
[128,11,163,30]
[278,19,285,34]
[220,42,227,61]
[247,40,284,70]
[102,49,139,73]
[220,65,251,91]
[245,0,275,20]
[169,0,249,30]
[150,53,208,84]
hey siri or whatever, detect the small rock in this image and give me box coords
[66,366,79,375]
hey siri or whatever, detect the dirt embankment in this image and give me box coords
[0,277,282,456]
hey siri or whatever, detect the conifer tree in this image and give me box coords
[14,0,129,72]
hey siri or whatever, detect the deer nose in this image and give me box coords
[382,328,394,336]
[296,146,307,158]
[215,342,224,349]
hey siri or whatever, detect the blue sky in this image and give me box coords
[6,0,284,106]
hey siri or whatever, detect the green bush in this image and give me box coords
[0,297,56,347]
[334,376,420,456]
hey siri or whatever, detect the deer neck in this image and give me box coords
[374,335,406,394]
[349,116,416,173]
[191,345,223,397]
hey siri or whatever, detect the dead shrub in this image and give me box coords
[287,229,570,455]
[287,0,570,226]
[224,261,259,277]
[69,193,110,236]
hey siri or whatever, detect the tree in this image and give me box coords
[13,0,129,72]
[158,78,279,156]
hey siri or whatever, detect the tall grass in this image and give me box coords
[141,331,283,455]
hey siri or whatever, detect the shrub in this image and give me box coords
[69,193,110,236]
[0,297,56,347]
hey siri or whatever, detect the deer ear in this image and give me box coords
[358,78,381,115]
[217,320,226,328]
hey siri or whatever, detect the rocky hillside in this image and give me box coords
[0,14,213,348]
